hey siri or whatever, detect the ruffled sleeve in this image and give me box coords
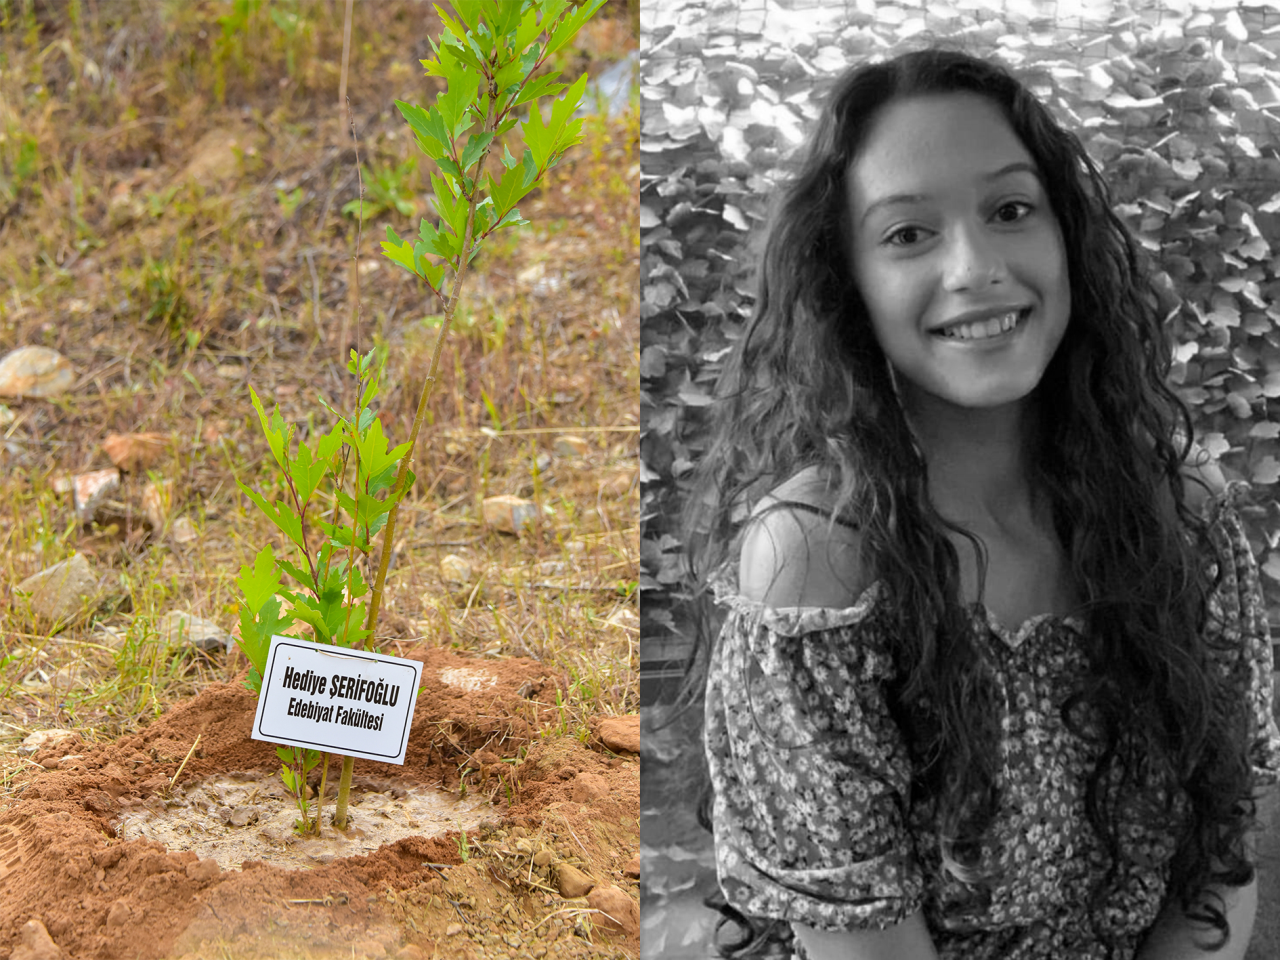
[1204,489,1280,786]
[704,582,924,931]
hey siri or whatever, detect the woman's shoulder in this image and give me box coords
[738,466,871,610]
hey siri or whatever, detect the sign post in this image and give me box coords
[251,636,422,764]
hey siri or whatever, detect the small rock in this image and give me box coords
[185,858,221,882]
[622,855,640,878]
[228,805,258,827]
[158,611,232,654]
[141,480,171,530]
[11,918,63,960]
[105,899,132,927]
[482,494,539,535]
[101,432,167,472]
[183,128,253,185]
[214,363,242,380]
[72,468,120,522]
[0,346,76,398]
[598,715,640,754]
[556,863,595,898]
[439,553,473,584]
[353,940,387,958]
[170,516,198,543]
[553,435,590,458]
[395,947,426,960]
[571,772,609,802]
[15,554,101,625]
[17,729,76,756]
[50,660,93,690]
[533,850,552,867]
[587,885,639,936]
[445,923,463,937]
[599,470,635,499]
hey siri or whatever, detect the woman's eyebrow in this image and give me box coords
[984,160,1040,182]
[858,160,1042,227]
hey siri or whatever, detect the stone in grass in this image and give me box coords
[141,480,171,530]
[170,516,198,543]
[587,884,639,936]
[159,611,233,654]
[439,553,473,584]
[482,494,539,535]
[101,432,167,472]
[73,468,120,523]
[18,729,77,756]
[598,715,640,754]
[0,346,76,398]
[557,862,595,898]
[554,434,590,458]
[15,554,101,626]
[10,918,63,960]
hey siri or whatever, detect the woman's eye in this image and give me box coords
[884,225,928,247]
[994,201,1033,223]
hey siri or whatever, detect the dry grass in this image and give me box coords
[0,0,638,756]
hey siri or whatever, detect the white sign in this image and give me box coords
[251,636,422,765]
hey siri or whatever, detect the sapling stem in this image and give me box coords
[315,752,331,834]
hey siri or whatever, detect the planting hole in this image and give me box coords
[115,771,491,871]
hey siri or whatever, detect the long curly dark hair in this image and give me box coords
[685,47,1258,951]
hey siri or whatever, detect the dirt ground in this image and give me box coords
[0,649,639,960]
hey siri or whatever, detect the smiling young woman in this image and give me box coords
[683,48,1280,960]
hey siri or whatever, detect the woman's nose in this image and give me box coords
[942,223,1007,292]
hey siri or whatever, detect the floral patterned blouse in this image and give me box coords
[705,493,1280,959]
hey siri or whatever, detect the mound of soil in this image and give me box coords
[0,648,639,960]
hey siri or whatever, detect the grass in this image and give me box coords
[0,1,638,768]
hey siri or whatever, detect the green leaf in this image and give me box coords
[545,0,607,58]
[316,427,343,463]
[395,100,450,159]
[417,218,459,260]
[521,147,539,188]
[250,387,288,470]
[237,545,283,616]
[276,745,294,764]
[460,131,494,172]
[513,71,566,109]
[381,226,419,276]
[238,481,305,550]
[280,765,296,792]
[546,71,590,154]
[491,207,528,233]
[513,4,541,51]
[277,558,314,592]
[288,441,329,506]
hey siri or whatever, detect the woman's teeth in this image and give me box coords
[939,311,1020,340]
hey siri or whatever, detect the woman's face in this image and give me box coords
[845,92,1071,413]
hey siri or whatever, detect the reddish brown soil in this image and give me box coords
[0,648,639,960]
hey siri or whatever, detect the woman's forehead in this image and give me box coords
[847,93,1039,214]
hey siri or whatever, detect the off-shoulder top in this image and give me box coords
[705,491,1280,959]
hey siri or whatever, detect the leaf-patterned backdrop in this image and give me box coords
[641,0,1280,702]
[639,2,1280,957]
